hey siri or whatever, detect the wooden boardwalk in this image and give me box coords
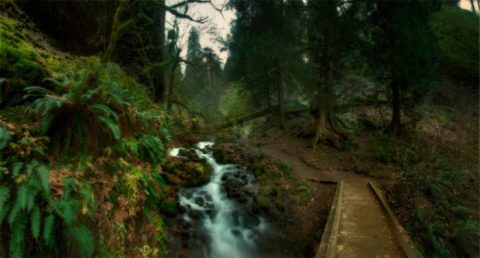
[335,180,405,258]
[262,144,410,258]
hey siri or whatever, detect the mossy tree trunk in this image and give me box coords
[313,1,345,145]
[104,0,166,102]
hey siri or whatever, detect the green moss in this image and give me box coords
[0,15,47,105]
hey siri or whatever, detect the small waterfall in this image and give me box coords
[170,141,268,258]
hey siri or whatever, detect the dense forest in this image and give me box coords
[0,0,478,257]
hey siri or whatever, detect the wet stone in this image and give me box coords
[231,228,242,238]
[194,196,205,207]
[188,210,204,220]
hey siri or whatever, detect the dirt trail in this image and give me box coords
[257,136,406,258]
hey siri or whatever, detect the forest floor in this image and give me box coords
[254,132,406,258]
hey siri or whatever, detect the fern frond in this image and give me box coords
[9,213,27,258]
[17,185,29,210]
[26,160,38,177]
[31,206,41,240]
[52,198,76,226]
[0,127,11,149]
[0,186,10,221]
[91,103,119,122]
[26,186,38,211]
[67,226,94,258]
[0,203,11,225]
[97,116,121,140]
[8,196,22,224]
[36,165,50,195]
[12,162,23,177]
[43,214,55,247]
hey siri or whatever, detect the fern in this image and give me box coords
[12,162,23,177]
[16,184,29,210]
[67,226,95,258]
[26,189,38,213]
[138,134,164,165]
[9,213,27,258]
[61,199,76,226]
[7,198,21,225]
[43,214,55,247]
[0,126,11,149]
[0,203,10,225]
[0,186,10,221]
[31,205,41,239]
[97,115,121,140]
[36,165,50,195]
[26,159,39,176]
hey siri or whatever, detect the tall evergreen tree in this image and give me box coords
[182,28,223,121]
[226,0,305,128]
[369,0,439,135]
[306,0,363,143]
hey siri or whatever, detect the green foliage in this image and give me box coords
[279,161,293,177]
[220,87,253,119]
[181,28,223,122]
[431,7,479,80]
[382,134,480,257]
[67,226,95,258]
[0,121,95,257]
[138,134,165,165]
[24,60,167,158]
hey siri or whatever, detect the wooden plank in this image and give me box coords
[316,180,344,258]
[368,181,422,258]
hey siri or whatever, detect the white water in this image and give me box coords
[170,141,267,258]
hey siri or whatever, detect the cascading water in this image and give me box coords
[170,141,268,258]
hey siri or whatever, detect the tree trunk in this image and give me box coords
[470,0,477,13]
[265,69,272,111]
[388,76,402,135]
[314,8,344,144]
[166,61,177,112]
[104,0,166,103]
[152,0,166,102]
[275,63,286,129]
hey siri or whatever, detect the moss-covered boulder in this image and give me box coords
[162,156,213,187]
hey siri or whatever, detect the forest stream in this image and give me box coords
[170,142,269,258]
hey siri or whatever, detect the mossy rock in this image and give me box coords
[182,161,213,187]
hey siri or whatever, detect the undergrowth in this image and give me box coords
[0,13,172,257]
[369,132,479,257]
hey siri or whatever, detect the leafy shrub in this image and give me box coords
[25,70,122,157]
[431,7,479,80]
